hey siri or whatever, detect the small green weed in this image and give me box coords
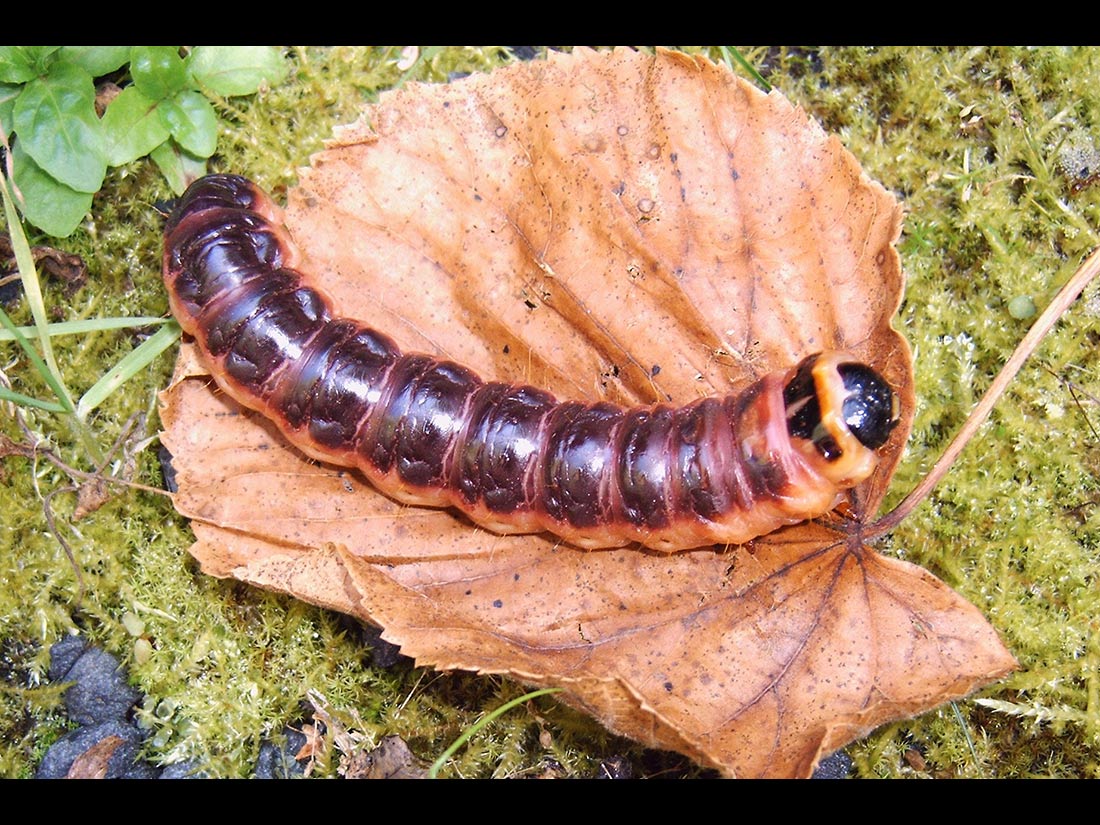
[0,46,287,237]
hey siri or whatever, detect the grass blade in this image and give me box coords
[428,687,560,778]
[718,46,771,92]
[0,385,68,412]
[0,315,169,342]
[75,322,180,418]
[0,300,75,412]
[0,173,76,412]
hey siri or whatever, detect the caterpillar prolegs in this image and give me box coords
[163,174,900,553]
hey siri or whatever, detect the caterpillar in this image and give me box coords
[163,174,900,553]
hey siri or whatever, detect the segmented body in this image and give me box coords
[163,174,898,552]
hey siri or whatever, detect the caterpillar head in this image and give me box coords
[782,352,900,486]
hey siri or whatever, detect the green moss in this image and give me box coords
[2,46,1100,778]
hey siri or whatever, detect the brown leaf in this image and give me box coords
[346,735,428,780]
[159,48,1016,777]
[95,81,123,117]
[66,735,124,779]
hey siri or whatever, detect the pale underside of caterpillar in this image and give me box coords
[163,174,900,553]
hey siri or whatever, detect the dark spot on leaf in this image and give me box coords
[583,134,606,153]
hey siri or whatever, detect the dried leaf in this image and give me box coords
[347,735,428,780]
[160,48,1015,777]
[0,233,87,294]
[73,475,111,520]
[66,734,124,779]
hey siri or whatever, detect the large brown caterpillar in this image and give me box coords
[163,174,900,552]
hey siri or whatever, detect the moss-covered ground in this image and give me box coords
[2,46,1099,778]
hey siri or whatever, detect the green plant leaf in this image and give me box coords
[151,139,207,195]
[0,83,19,134]
[13,61,106,193]
[11,141,94,238]
[187,46,287,96]
[131,46,188,101]
[57,46,130,78]
[102,85,170,166]
[0,46,60,83]
[158,90,218,158]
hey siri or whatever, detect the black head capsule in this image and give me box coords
[783,353,900,461]
[836,362,899,449]
[783,356,830,453]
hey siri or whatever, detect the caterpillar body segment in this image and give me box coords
[163,174,900,552]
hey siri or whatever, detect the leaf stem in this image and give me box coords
[868,244,1100,538]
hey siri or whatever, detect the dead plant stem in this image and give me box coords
[868,244,1100,538]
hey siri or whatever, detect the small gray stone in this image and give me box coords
[812,749,853,779]
[254,727,307,778]
[47,634,88,682]
[60,646,141,725]
[36,719,154,779]
[159,760,209,779]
